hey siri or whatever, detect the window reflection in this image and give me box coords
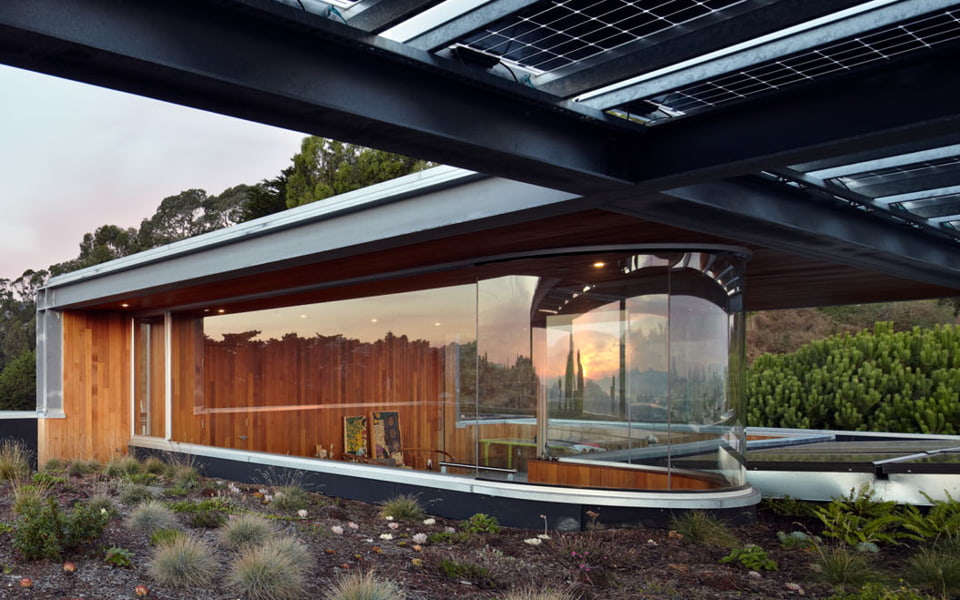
[166,249,746,490]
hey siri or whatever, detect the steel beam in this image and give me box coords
[345,0,444,33]
[0,0,638,195]
[387,0,539,51]
[604,177,960,291]
[626,45,960,188]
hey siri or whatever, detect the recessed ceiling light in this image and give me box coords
[593,261,606,268]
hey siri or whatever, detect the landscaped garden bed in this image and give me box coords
[0,440,956,600]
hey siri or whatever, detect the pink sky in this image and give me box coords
[0,65,306,282]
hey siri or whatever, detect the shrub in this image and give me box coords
[124,501,179,534]
[814,485,907,547]
[720,544,778,571]
[748,323,960,433]
[13,497,110,560]
[219,514,274,550]
[670,511,739,548]
[463,513,500,534]
[228,542,306,600]
[323,570,406,600]
[0,440,31,481]
[119,483,157,505]
[147,535,217,588]
[104,546,134,568]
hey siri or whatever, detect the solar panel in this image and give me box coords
[458,0,748,74]
[629,8,960,121]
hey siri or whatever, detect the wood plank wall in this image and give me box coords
[40,311,131,464]
[527,459,723,490]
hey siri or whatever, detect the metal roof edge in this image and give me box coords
[44,165,485,289]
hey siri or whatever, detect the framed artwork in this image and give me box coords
[372,411,403,465]
[343,415,368,457]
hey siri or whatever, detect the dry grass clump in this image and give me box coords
[379,494,424,522]
[124,500,180,534]
[219,514,274,550]
[669,510,739,548]
[0,440,31,481]
[502,587,575,600]
[228,540,308,600]
[147,534,217,588]
[323,570,406,600]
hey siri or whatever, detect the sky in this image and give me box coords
[0,65,307,282]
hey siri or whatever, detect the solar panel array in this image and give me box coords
[459,0,747,74]
[630,8,960,121]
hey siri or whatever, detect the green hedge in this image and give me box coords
[747,323,960,433]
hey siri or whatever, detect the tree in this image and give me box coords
[240,168,292,222]
[285,137,429,208]
[0,349,35,410]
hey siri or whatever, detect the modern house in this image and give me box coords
[5,0,960,528]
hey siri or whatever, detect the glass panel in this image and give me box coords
[134,317,165,437]
[179,285,477,470]
[475,276,539,479]
[165,248,746,490]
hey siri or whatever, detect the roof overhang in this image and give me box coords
[5,0,960,308]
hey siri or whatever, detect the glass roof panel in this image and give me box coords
[829,157,960,199]
[624,8,960,122]
[897,195,960,219]
[458,0,749,74]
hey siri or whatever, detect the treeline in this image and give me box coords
[0,138,428,410]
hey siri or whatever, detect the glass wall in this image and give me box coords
[159,248,746,490]
[134,317,165,437]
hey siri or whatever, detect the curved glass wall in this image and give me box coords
[163,247,747,491]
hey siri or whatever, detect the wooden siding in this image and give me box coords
[40,311,131,464]
[527,459,723,490]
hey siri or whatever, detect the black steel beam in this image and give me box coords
[605,176,960,291]
[627,44,960,189]
[2,0,960,203]
[346,0,443,33]
[0,0,639,195]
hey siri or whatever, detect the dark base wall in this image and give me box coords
[132,447,756,530]
[0,415,38,470]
